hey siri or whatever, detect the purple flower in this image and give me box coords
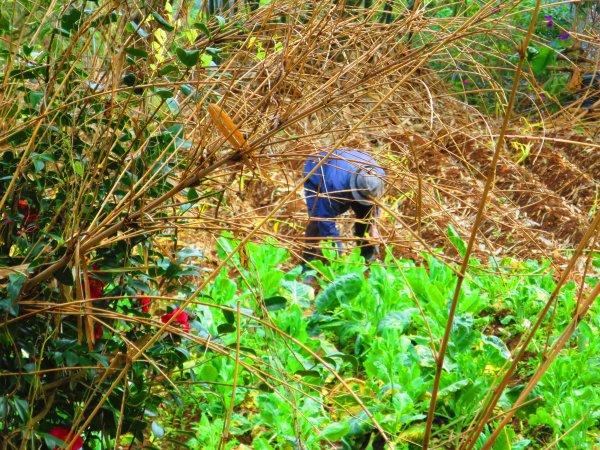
[462,80,471,85]
[516,25,525,31]
[559,32,570,40]
[545,15,553,27]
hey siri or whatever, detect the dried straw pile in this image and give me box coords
[175,0,599,268]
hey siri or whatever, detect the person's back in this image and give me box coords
[304,149,382,199]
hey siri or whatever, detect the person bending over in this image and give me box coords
[302,149,386,266]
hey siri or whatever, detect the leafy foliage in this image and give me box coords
[0,1,215,446]
[153,238,599,449]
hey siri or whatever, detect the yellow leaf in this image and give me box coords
[0,264,29,279]
[207,104,248,150]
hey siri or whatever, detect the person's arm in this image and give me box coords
[369,206,383,260]
[352,204,380,261]
[368,219,382,260]
[370,221,380,239]
[370,206,381,238]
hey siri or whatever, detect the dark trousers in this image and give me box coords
[301,204,375,266]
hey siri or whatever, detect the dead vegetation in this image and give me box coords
[174,1,599,268]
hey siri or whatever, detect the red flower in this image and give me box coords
[17,200,29,213]
[88,277,106,298]
[94,323,103,340]
[138,297,151,313]
[161,307,190,332]
[176,310,189,325]
[16,200,39,233]
[87,265,107,299]
[49,426,83,450]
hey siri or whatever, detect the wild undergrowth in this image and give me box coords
[1,1,598,449]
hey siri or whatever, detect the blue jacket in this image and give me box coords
[303,149,385,240]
